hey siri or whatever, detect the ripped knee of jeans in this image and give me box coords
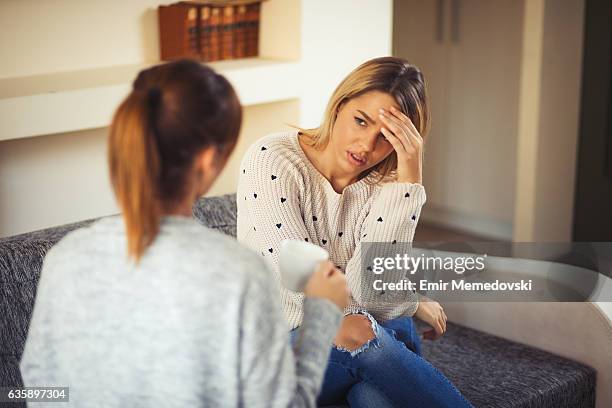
[334,311,381,357]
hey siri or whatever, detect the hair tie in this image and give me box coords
[147,87,162,108]
[145,87,162,141]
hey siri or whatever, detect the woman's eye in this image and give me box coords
[354,117,367,127]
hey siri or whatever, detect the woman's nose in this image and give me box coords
[358,132,379,153]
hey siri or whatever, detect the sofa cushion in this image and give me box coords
[0,353,26,408]
[192,193,237,236]
[0,193,597,407]
[416,320,596,408]
[0,282,37,356]
[0,220,96,247]
[0,240,55,284]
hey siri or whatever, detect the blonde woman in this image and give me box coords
[237,57,472,407]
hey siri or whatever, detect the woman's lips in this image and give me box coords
[347,151,367,167]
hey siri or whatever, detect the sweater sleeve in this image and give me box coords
[239,261,342,408]
[344,182,426,321]
[237,144,312,306]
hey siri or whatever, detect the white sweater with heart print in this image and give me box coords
[237,130,427,329]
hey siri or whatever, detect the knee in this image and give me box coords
[334,314,377,352]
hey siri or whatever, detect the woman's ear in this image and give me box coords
[336,100,346,116]
[333,101,346,126]
[193,146,224,195]
[196,146,218,172]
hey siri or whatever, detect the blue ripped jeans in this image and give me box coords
[290,312,473,408]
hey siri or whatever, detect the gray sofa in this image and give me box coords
[0,194,596,407]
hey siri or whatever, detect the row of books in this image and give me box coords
[158,0,265,62]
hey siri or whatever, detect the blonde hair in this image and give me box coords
[298,57,430,184]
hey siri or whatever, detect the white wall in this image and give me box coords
[0,0,162,78]
[393,0,585,242]
[299,0,393,127]
[0,129,116,235]
[0,101,300,236]
[393,0,523,241]
[0,0,393,237]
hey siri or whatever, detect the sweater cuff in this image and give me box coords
[378,182,427,208]
[401,292,420,317]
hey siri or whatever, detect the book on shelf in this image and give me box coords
[245,2,261,57]
[199,5,211,61]
[158,0,267,62]
[220,5,235,60]
[158,3,200,61]
[207,6,223,61]
[233,5,248,59]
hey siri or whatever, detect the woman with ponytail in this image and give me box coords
[21,59,349,407]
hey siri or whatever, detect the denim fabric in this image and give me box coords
[290,313,473,408]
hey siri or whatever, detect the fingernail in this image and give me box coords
[379,108,385,114]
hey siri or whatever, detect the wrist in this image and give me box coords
[396,175,422,184]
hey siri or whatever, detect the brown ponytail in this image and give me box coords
[108,60,241,262]
[108,89,162,261]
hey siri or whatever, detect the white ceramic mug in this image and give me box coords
[278,239,330,292]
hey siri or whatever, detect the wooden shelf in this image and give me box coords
[0,58,301,141]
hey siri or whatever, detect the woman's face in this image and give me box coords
[329,90,399,177]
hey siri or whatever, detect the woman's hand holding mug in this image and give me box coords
[278,240,349,310]
[378,106,424,185]
[304,261,350,310]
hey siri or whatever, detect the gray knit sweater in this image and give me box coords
[20,215,342,407]
[237,131,426,329]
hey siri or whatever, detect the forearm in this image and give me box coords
[346,182,426,320]
[240,270,341,408]
[287,298,342,407]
